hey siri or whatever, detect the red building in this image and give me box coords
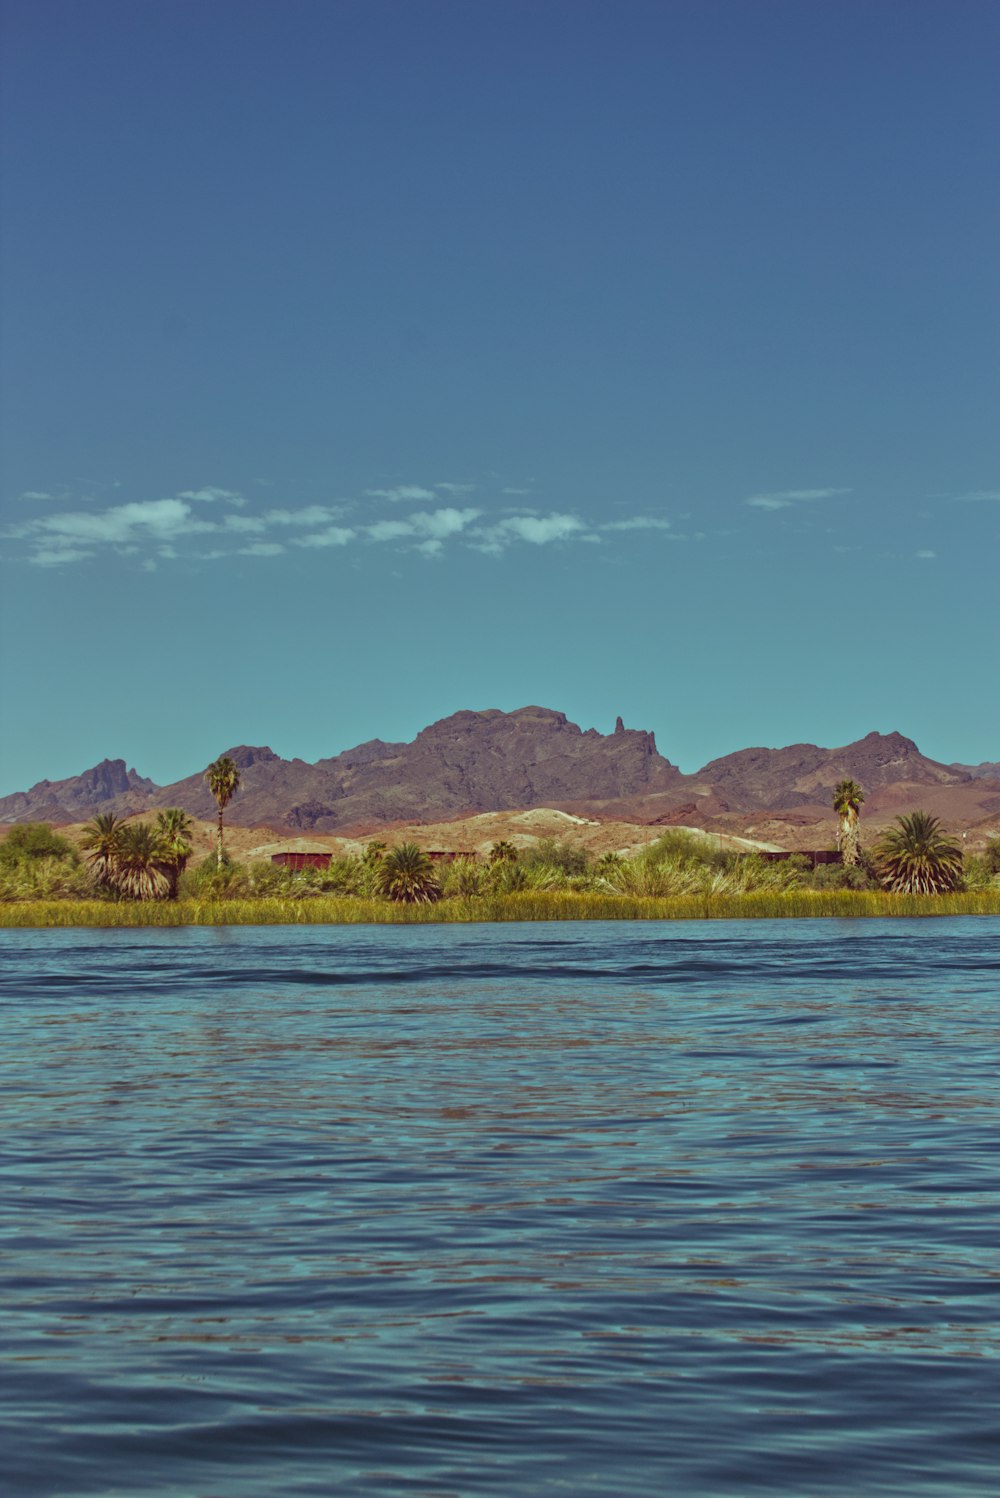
[271,852,332,871]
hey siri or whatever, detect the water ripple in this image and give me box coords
[3,918,1000,1495]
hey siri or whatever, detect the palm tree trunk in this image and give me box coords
[840,813,860,867]
[217,808,225,868]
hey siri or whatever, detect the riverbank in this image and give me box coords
[3,889,1000,926]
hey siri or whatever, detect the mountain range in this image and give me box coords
[2,706,998,840]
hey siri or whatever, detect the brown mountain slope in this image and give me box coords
[146,707,681,831]
[1,710,995,838]
[0,759,158,825]
[693,731,968,811]
[952,761,1000,780]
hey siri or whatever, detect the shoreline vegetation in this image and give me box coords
[2,812,998,928]
[3,889,1000,929]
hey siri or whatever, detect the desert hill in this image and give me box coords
[17,807,775,872]
[1,705,997,846]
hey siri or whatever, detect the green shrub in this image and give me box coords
[0,824,89,901]
[810,861,876,891]
[0,856,94,902]
[961,855,1000,892]
[178,854,249,898]
[440,857,486,897]
[486,859,528,893]
[600,855,704,897]
[724,854,805,892]
[519,862,573,891]
[317,856,376,897]
[520,839,590,876]
[0,823,78,866]
[645,829,729,869]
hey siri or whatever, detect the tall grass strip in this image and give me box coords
[2,888,1000,927]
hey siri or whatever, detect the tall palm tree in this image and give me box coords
[832,779,865,868]
[876,811,963,894]
[374,843,441,903]
[79,811,124,889]
[155,808,193,899]
[113,822,172,901]
[205,756,241,868]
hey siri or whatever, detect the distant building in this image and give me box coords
[271,851,332,870]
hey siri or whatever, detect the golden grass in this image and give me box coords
[3,888,1000,927]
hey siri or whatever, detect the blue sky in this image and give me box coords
[1,0,997,794]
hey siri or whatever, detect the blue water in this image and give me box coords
[3,918,1000,1496]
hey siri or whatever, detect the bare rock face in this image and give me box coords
[1,711,990,832]
[0,759,158,824]
[951,761,1000,781]
[386,707,672,817]
[146,708,682,831]
[695,731,968,811]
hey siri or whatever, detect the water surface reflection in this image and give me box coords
[3,919,999,1495]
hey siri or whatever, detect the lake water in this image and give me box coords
[3,918,1000,1496]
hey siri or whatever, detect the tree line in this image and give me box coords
[1,762,997,904]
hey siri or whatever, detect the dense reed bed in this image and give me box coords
[4,888,1000,927]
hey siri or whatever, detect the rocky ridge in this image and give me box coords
[1,707,996,838]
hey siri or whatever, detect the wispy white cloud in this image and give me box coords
[500,513,584,544]
[501,486,532,496]
[365,485,436,503]
[7,476,694,570]
[471,512,585,555]
[915,549,937,559]
[412,507,480,540]
[19,490,53,501]
[238,541,286,557]
[31,497,216,546]
[952,490,1000,502]
[365,519,415,542]
[178,486,244,505]
[364,508,481,548]
[222,514,267,534]
[30,546,95,567]
[265,505,346,527]
[747,487,852,511]
[600,516,673,532]
[294,526,356,549]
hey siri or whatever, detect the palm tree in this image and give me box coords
[205,756,241,868]
[832,779,865,868]
[79,811,124,889]
[155,808,193,899]
[876,811,963,894]
[374,843,441,903]
[113,822,172,901]
[489,840,518,864]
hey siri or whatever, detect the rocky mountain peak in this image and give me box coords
[1,709,990,831]
[216,746,280,771]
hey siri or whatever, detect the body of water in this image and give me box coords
[3,918,1000,1496]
